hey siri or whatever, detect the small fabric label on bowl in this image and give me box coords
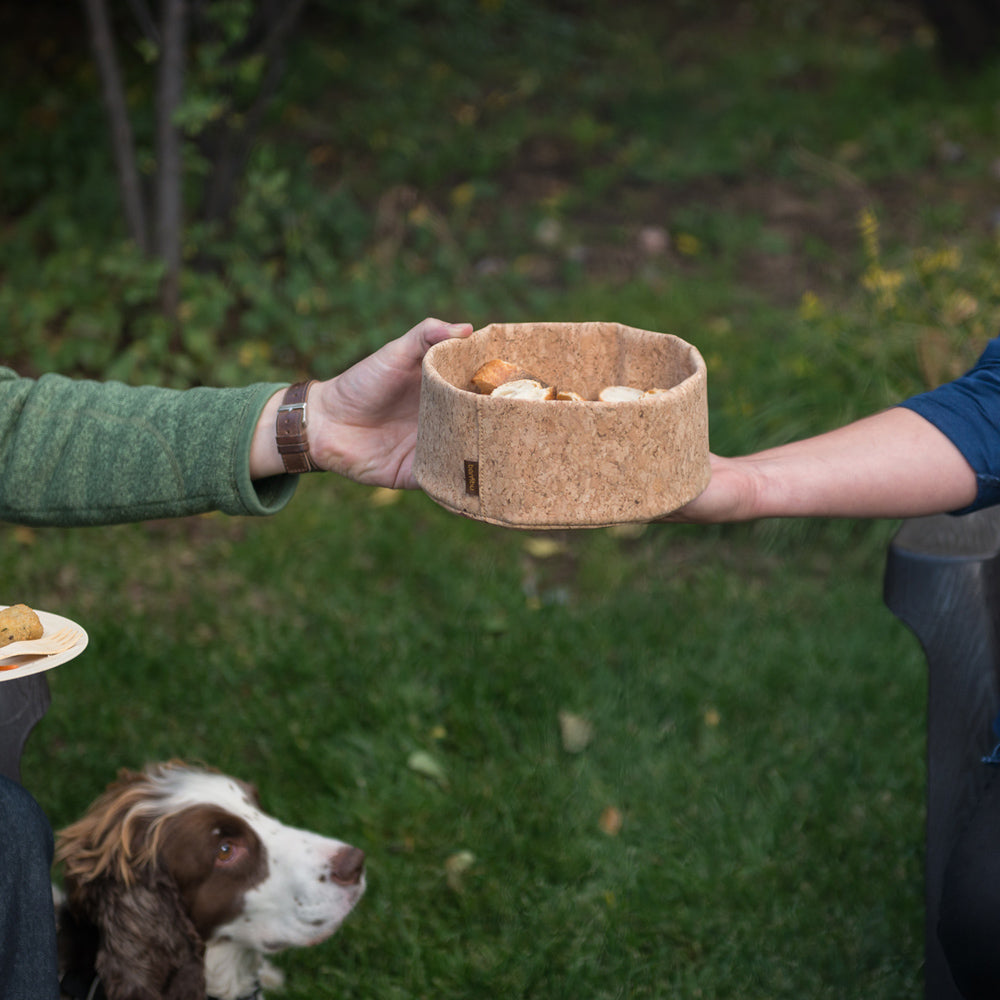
[464,460,480,496]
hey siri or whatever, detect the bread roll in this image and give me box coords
[0,604,43,648]
[471,359,536,395]
[598,385,645,402]
[473,359,668,402]
[491,379,556,401]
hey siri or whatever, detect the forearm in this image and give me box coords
[674,407,979,523]
[1,320,471,526]
[744,407,977,518]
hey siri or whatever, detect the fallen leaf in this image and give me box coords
[606,523,647,540]
[523,537,566,559]
[559,710,594,753]
[12,526,35,546]
[599,806,623,836]
[535,217,562,247]
[370,487,401,508]
[444,850,476,891]
[637,225,668,255]
[407,750,448,786]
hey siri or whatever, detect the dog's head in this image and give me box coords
[56,760,365,1000]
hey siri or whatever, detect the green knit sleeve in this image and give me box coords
[0,367,299,526]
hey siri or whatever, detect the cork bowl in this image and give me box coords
[413,321,710,529]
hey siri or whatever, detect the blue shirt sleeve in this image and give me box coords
[898,336,1000,513]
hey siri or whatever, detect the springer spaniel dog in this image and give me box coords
[54,761,366,1000]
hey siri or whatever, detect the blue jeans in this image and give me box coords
[0,776,59,1000]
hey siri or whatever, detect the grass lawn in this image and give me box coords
[5,1,1000,996]
[18,484,925,999]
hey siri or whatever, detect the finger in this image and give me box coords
[369,319,472,374]
[408,318,474,356]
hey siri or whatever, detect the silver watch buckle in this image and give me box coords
[277,400,308,426]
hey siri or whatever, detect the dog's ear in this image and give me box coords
[56,770,207,1000]
[56,768,158,888]
[88,870,206,1000]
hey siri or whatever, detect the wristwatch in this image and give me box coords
[275,380,320,474]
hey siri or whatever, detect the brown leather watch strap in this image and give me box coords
[276,380,320,474]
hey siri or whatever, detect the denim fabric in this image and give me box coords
[0,777,59,1000]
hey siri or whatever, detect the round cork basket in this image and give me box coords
[413,321,710,529]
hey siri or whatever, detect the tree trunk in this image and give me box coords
[81,0,149,254]
[199,0,308,225]
[920,0,1000,67]
[156,0,187,321]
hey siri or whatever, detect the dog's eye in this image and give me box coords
[216,841,235,864]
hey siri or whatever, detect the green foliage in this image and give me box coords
[773,204,1000,454]
[5,3,1000,995]
[3,1,998,392]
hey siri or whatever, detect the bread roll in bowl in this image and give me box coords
[491,379,556,401]
[471,358,536,394]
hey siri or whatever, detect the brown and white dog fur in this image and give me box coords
[54,761,365,1000]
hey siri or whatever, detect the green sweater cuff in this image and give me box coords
[0,368,298,526]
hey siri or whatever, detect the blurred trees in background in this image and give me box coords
[1,0,999,389]
[77,0,999,328]
[78,0,1000,316]
[919,0,1000,67]
[81,0,307,320]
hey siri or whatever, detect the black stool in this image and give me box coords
[885,506,1000,999]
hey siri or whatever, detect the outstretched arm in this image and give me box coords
[0,317,472,527]
[250,317,472,489]
[667,406,978,523]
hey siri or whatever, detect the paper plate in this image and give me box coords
[0,606,89,682]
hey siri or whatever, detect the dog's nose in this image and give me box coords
[330,846,365,886]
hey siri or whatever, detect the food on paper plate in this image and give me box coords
[491,379,556,401]
[0,604,44,648]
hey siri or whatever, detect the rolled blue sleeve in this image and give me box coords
[899,337,1000,514]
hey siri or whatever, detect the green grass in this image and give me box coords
[7,1,1000,996]
[16,483,924,999]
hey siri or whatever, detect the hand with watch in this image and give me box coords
[251,317,473,489]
